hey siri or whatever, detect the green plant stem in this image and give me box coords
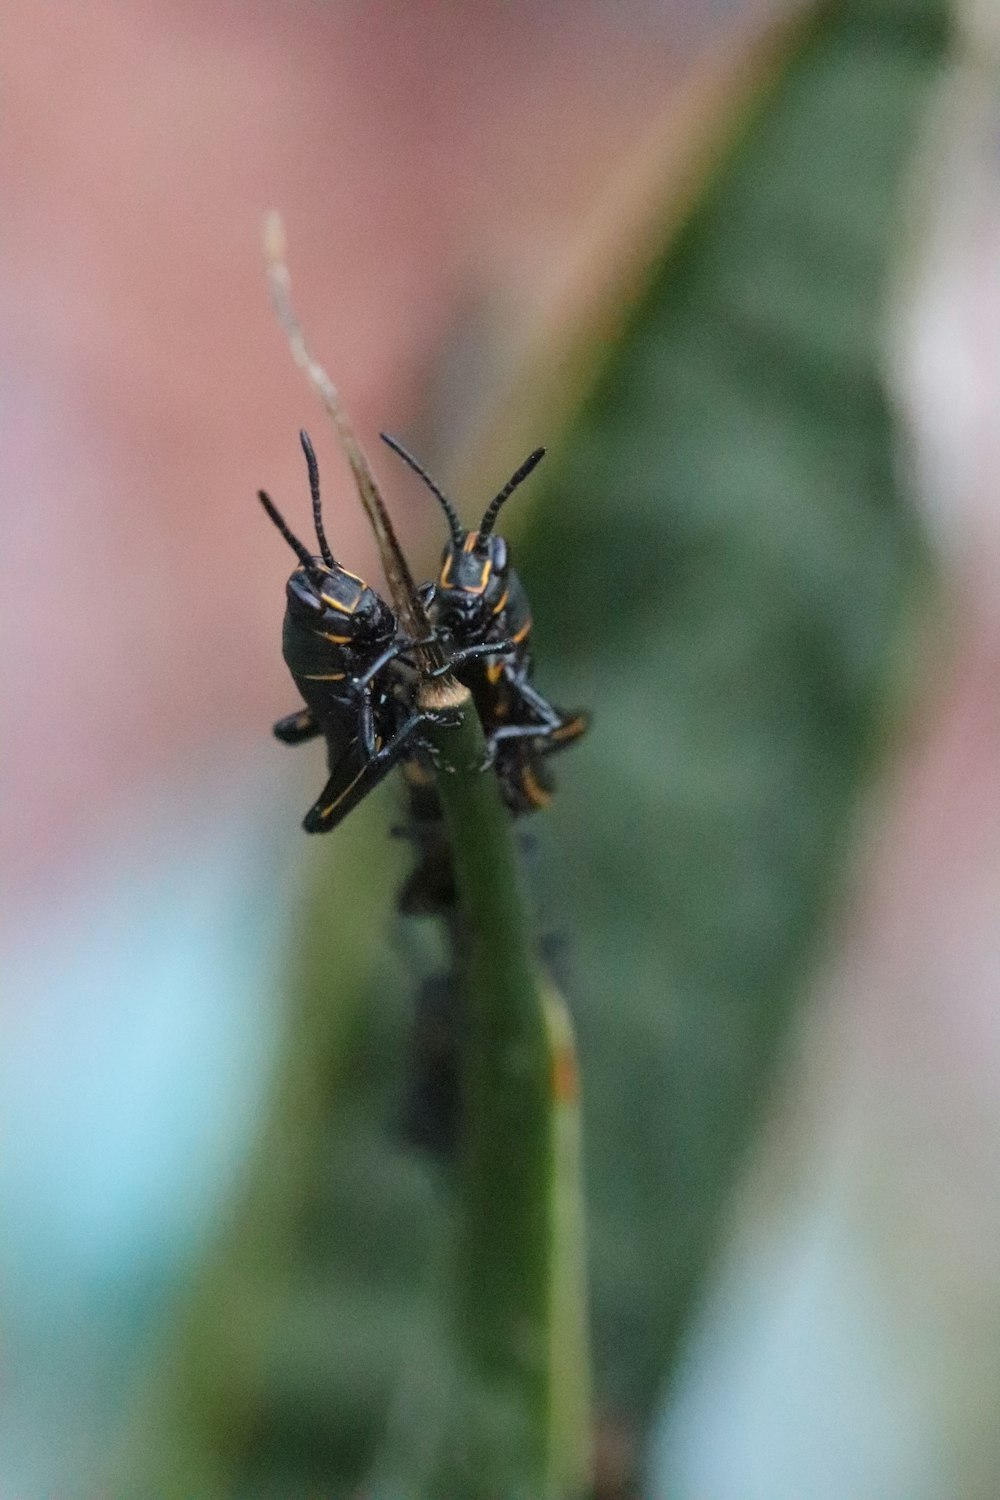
[420,680,590,1500]
[261,213,587,1497]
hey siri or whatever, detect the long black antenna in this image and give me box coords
[478,447,546,538]
[299,430,335,567]
[380,432,464,548]
[258,489,319,574]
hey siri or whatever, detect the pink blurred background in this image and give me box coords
[4,0,729,893]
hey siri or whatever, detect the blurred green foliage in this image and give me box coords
[526,0,948,1424]
[126,0,949,1492]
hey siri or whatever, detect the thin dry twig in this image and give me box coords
[263,212,441,665]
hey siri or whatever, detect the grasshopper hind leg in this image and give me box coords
[301,710,433,834]
[302,757,373,833]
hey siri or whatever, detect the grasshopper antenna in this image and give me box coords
[258,489,323,577]
[478,447,546,538]
[299,430,335,568]
[380,432,464,548]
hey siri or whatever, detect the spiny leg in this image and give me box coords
[480,719,554,769]
[427,637,516,677]
[351,635,438,757]
[478,659,566,766]
[505,667,564,732]
[352,638,420,691]
[482,707,588,768]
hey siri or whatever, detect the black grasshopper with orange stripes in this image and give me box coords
[259,431,448,834]
[381,434,589,815]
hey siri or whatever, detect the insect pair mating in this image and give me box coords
[259,430,589,832]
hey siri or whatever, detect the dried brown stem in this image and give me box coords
[262,212,441,666]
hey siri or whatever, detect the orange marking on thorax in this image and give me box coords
[511,617,532,645]
[491,588,510,616]
[319,570,364,614]
[441,544,491,593]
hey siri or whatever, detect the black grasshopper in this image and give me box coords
[381,434,589,814]
[259,431,442,834]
